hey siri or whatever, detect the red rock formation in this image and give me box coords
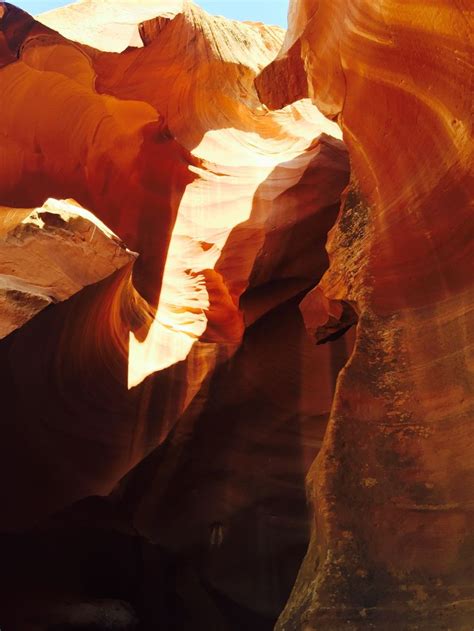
[0,198,135,338]
[2,0,469,627]
[257,1,474,629]
[0,3,353,626]
[111,298,355,624]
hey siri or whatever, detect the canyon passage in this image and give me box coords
[0,1,472,629]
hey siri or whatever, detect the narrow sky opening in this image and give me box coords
[19,0,289,27]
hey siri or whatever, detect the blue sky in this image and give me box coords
[19,1,288,27]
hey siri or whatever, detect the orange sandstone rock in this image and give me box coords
[2,0,471,627]
[0,4,355,626]
[0,198,135,338]
[0,0,349,562]
[258,0,474,629]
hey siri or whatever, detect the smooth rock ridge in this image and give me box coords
[0,197,136,338]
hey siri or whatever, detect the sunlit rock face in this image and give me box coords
[0,198,135,338]
[258,1,474,629]
[0,1,353,627]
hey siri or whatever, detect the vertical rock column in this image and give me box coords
[258,1,474,628]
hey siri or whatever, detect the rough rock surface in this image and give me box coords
[258,0,474,629]
[0,198,135,338]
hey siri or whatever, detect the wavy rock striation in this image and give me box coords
[258,0,474,629]
[0,1,354,628]
[0,198,135,338]
[2,0,470,628]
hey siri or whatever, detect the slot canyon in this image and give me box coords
[0,0,472,629]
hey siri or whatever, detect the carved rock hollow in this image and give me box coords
[0,0,472,629]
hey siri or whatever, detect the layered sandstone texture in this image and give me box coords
[258,0,474,629]
[0,0,472,629]
[0,1,351,629]
[0,198,135,338]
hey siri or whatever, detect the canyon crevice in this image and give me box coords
[0,0,472,629]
